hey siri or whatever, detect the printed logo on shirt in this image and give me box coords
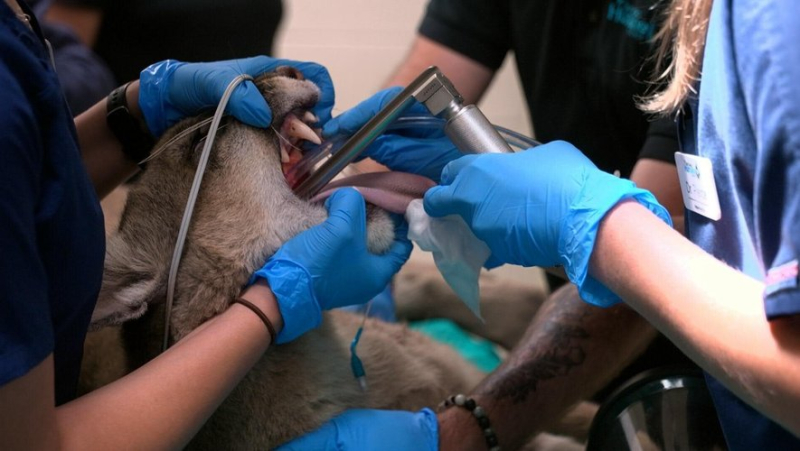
[765,259,799,296]
[607,0,656,41]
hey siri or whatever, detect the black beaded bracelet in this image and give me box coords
[441,394,500,451]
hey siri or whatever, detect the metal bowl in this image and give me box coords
[586,367,727,450]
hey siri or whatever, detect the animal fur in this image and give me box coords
[88,68,484,449]
[84,68,594,449]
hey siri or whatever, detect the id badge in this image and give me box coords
[674,152,721,221]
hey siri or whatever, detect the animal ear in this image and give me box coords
[90,237,164,330]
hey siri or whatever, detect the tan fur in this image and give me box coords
[395,257,548,349]
[84,69,595,449]
[87,69,483,449]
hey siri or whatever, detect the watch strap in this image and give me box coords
[106,82,155,165]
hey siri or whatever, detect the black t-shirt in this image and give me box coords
[55,0,283,83]
[419,0,694,402]
[419,0,677,177]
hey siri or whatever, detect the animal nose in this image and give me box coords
[275,66,305,81]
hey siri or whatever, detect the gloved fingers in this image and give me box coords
[323,187,368,242]
[229,55,281,75]
[283,60,335,124]
[422,184,461,219]
[273,416,340,450]
[364,135,461,181]
[225,80,273,128]
[363,134,413,169]
[322,87,431,138]
[323,86,403,137]
[438,154,480,185]
[210,57,284,128]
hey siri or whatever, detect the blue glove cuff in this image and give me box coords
[252,259,321,344]
[561,171,672,307]
[416,408,440,451]
[139,59,184,137]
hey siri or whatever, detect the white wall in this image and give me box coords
[274,0,532,137]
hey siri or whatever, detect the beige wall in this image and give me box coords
[274,0,533,137]
[275,2,544,288]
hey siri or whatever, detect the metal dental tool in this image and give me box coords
[292,66,514,199]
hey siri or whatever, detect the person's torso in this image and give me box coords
[91,0,283,83]
[0,1,105,404]
[682,0,800,448]
[509,0,663,176]
[421,0,666,176]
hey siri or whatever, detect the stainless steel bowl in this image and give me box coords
[587,367,727,450]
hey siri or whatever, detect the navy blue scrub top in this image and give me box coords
[0,0,105,405]
[681,0,800,448]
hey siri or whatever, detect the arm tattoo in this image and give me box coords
[486,310,591,404]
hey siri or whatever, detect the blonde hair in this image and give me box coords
[640,0,714,115]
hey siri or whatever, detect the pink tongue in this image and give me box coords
[310,172,436,214]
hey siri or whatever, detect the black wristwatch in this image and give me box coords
[106,82,155,164]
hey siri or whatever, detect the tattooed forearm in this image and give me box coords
[485,308,592,403]
[478,283,653,407]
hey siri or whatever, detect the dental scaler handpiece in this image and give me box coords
[414,67,513,156]
[292,66,513,199]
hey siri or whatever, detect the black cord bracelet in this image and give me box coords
[234,297,277,344]
[441,394,500,451]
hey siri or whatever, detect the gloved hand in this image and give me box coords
[424,141,671,306]
[252,188,412,343]
[276,408,439,451]
[322,86,463,182]
[139,56,334,137]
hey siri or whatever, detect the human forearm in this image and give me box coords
[74,81,143,199]
[591,200,800,435]
[439,286,656,450]
[384,36,494,104]
[55,280,281,450]
[629,158,685,234]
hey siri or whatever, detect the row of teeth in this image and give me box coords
[280,111,321,163]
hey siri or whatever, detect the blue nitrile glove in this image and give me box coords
[276,408,439,451]
[139,56,334,137]
[252,188,412,343]
[322,86,462,182]
[423,141,672,307]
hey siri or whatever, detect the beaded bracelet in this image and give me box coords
[441,394,500,451]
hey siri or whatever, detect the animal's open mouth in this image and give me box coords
[278,109,322,177]
[276,114,435,214]
[273,89,435,215]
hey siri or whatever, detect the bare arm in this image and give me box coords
[385,35,495,104]
[0,280,282,451]
[74,81,146,199]
[438,157,684,449]
[629,158,684,234]
[356,35,498,174]
[438,284,656,450]
[592,200,800,435]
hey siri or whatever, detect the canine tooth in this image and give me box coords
[303,111,318,124]
[287,116,322,145]
[280,144,291,163]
